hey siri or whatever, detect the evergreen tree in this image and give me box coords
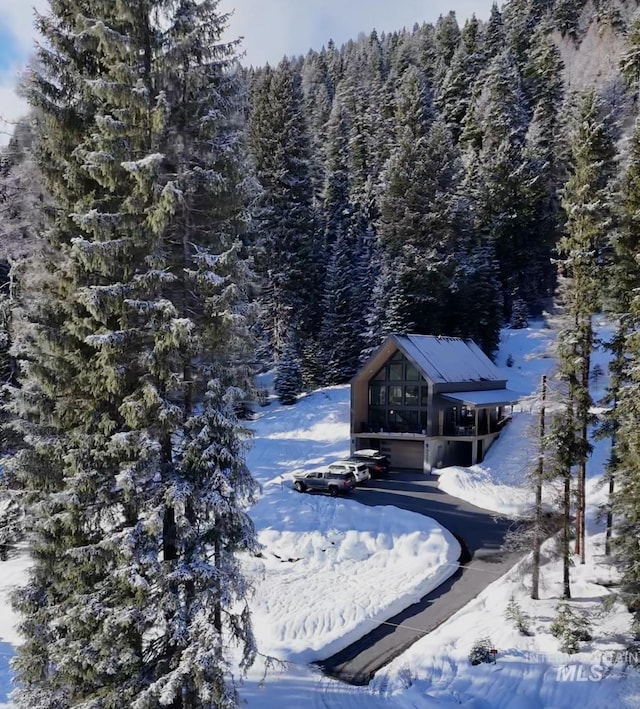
[607,114,640,630]
[620,13,640,89]
[554,0,586,40]
[300,49,333,200]
[377,69,458,337]
[484,3,505,61]
[547,384,577,600]
[502,0,540,75]
[0,118,46,260]
[558,89,616,564]
[413,22,440,84]
[316,92,366,383]
[8,2,258,705]
[449,228,503,357]
[464,49,536,319]
[363,257,401,358]
[274,339,303,405]
[437,14,485,143]
[434,11,461,68]
[550,602,592,653]
[247,59,320,365]
[318,224,365,383]
[522,24,565,313]
[322,90,352,246]
[505,595,532,635]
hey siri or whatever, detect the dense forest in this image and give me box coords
[244,0,638,393]
[2,0,638,385]
[3,0,640,704]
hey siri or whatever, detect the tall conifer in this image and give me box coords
[247,59,319,368]
[8,1,258,705]
[557,89,616,564]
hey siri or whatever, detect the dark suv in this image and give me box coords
[348,449,390,478]
[292,469,357,496]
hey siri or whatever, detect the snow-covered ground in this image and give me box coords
[0,318,638,708]
[244,487,459,664]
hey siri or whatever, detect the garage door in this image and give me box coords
[389,440,424,470]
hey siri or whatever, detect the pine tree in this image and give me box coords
[0,118,46,260]
[247,59,320,366]
[620,13,640,89]
[363,257,402,357]
[547,389,577,600]
[413,22,440,84]
[550,602,592,653]
[607,113,640,629]
[554,0,586,41]
[434,11,461,68]
[274,339,303,405]
[464,49,536,320]
[530,374,547,599]
[502,0,541,75]
[377,69,461,338]
[437,14,485,144]
[558,89,616,564]
[468,636,495,665]
[8,2,258,705]
[316,92,365,383]
[522,24,565,314]
[484,3,505,61]
[300,49,333,199]
[505,595,531,635]
[449,229,503,357]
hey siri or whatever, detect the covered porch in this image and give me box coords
[437,389,520,438]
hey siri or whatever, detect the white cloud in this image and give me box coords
[0,0,45,50]
[0,73,29,142]
[221,0,496,66]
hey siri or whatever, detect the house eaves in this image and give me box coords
[440,389,521,407]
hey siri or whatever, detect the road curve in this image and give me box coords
[317,470,522,685]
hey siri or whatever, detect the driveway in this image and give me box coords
[317,470,522,685]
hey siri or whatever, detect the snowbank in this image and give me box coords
[244,388,460,663]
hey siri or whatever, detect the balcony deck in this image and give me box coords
[355,419,510,440]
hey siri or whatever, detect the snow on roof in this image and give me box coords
[440,389,521,407]
[394,334,503,384]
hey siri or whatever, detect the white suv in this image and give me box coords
[328,460,371,484]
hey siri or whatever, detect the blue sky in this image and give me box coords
[0,0,497,141]
[0,28,19,71]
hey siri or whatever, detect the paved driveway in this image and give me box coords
[318,470,522,685]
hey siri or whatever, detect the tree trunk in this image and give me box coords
[605,415,617,556]
[605,471,614,556]
[577,324,591,564]
[563,466,572,599]
[577,422,587,564]
[531,375,546,600]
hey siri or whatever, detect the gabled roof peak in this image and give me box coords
[390,333,501,384]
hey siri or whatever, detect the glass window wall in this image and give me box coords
[367,352,429,434]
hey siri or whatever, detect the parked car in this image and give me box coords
[327,460,371,484]
[292,469,357,496]
[347,449,390,478]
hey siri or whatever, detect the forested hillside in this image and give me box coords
[2,0,639,388]
[3,0,640,703]
[244,0,640,397]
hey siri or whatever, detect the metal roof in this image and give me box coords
[440,389,522,407]
[394,334,503,384]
